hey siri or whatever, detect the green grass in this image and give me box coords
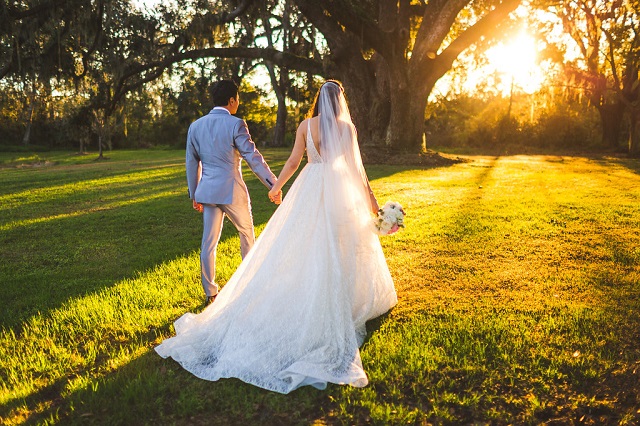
[1,150,639,425]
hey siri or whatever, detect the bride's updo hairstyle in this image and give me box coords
[308,80,345,119]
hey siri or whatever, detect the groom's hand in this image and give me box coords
[193,199,204,213]
[268,188,282,205]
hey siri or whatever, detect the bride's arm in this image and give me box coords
[268,120,307,201]
[348,122,379,214]
[364,176,380,214]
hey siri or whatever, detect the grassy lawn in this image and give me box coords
[1,149,639,425]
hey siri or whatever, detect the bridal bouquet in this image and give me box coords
[374,201,405,235]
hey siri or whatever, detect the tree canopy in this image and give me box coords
[2,0,639,155]
[2,0,525,152]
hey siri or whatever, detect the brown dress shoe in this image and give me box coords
[205,294,217,306]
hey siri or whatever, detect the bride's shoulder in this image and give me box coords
[301,117,311,126]
[297,118,313,132]
[295,119,309,138]
[337,119,355,132]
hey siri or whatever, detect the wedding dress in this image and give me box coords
[155,82,397,394]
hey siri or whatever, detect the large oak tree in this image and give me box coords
[2,0,522,153]
[293,0,521,151]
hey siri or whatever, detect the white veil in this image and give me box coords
[316,81,377,334]
[316,81,371,227]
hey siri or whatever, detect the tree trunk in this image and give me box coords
[265,62,287,147]
[339,57,432,151]
[97,134,104,159]
[387,88,429,152]
[343,79,387,146]
[271,99,287,147]
[597,102,624,150]
[385,62,433,152]
[92,109,107,160]
[22,104,34,145]
[629,107,640,158]
[334,53,388,147]
[367,55,391,147]
[291,0,524,152]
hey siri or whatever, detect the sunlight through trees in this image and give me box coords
[1,0,638,155]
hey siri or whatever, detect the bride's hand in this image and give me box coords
[268,187,282,205]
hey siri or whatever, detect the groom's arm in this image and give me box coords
[185,125,201,199]
[233,120,277,189]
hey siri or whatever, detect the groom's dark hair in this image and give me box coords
[211,80,239,106]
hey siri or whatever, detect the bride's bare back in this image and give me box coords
[307,116,322,155]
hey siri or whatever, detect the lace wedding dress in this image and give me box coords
[156,83,397,394]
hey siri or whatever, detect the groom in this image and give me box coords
[186,79,280,305]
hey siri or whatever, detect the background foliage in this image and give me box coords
[2,0,638,155]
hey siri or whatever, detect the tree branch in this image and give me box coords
[109,67,166,114]
[412,0,470,65]
[321,0,392,57]
[111,46,324,109]
[409,3,426,17]
[294,0,392,59]
[434,0,521,75]
[602,28,621,90]
[145,46,322,76]
[560,5,589,66]
[292,0,355,59]
[219,0,255,23]
[197,0,256,30]
[7,1,54,19]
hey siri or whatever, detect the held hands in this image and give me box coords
[268,187,283,205]
[193,199,204,213]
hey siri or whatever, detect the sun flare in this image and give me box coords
[485,32,544,95]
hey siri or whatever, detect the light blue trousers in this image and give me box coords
[201,199,254,297]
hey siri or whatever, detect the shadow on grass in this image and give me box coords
[591,218,640,343]
[1,151,464,425]
[1,372,73,424]
[362,309,394,348]
[434,156,499,242]
[12,338,332,425]
[570,251,640,425]
[359,307,639,425]
[0,158,185,199]
[0,180,274,330]
[590,155,640,176]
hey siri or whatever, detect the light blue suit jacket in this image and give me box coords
[186,108,276,205]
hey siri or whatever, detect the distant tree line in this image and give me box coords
[0,0,638,156]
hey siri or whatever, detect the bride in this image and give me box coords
[155,80,397,394]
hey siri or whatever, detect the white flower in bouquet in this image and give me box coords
[374,201,405,235]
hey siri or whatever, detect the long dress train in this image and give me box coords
[155,126,397,394]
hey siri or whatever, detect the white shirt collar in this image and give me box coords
[213,107,231,114]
